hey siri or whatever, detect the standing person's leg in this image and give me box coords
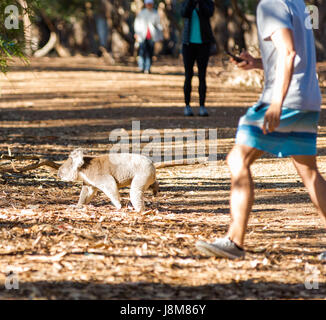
[182,44,196,116]
[138,41,146,72]
[196,43,210,116]
[95,16,109,49]
[291,155,326,226]
[196,144,264,259]
[226,145,264,246]
[144,40,154,73]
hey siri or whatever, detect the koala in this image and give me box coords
[57,149,159,212]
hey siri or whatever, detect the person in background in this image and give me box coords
[134,0,163,74]
[94,0,115,64]
[94,0,109,53]
[181,0,215,117]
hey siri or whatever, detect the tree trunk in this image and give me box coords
[18,0,32,56]
[111,0,134,56]
[157,0,181,56]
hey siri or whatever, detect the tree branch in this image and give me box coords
[0,155,60,174]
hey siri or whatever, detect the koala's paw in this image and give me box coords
[134,206,144,213]
[74,203,84,209]
[127,201,144,213]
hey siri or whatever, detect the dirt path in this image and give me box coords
[0,57,326,299]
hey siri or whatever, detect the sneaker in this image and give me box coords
[184,105,194,116]
[199,106,209,117]
[195,237,245,259]
[144,69,151,74]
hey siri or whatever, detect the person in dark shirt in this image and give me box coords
[181,0,215,116]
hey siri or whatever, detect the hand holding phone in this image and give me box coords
[225,50,245,63]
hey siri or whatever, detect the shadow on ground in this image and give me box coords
[1,279,324,299]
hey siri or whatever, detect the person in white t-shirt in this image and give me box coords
[134,0,163,74]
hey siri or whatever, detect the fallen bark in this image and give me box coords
[36,9,71,58]
[33,32,57,58]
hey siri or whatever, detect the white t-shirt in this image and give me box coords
[134,8,163,42]
[257,0,321,111]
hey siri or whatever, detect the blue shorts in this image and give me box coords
[235,103,320,157]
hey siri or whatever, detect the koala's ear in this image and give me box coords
[70,148,84,169]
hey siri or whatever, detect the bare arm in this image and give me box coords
[263,28,296,134]
[270,28,296,107]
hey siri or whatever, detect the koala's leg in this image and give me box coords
[96,175,122,210]
[130,174,151,213]
[77,186,97,207]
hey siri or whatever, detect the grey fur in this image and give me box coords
[57,149,158,212]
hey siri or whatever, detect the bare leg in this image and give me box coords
[291,155,326,227]
[226,145,264,247]
[77,185,97,207]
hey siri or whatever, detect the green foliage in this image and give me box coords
[0,0,114,73]
[0,37,27,72]
[237,0,259,15]
[0,0,39,73]
[39,0,93,21]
